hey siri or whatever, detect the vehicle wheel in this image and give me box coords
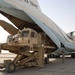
[44,57,49,64]
[5,62,15,73]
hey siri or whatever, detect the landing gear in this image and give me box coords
[71,53,75,58]
[44,57,49,64]
[47,54,60,58]
[5,62,15,73]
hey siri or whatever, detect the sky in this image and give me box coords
[0,0,75,42]
[38,0,75,33]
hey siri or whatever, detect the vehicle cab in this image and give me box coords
[7,28,38,47]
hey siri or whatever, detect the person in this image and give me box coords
[62,50,65,63]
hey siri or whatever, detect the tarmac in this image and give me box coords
[0,53,75,75]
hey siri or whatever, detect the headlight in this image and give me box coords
[18,38,22,41]
[18,38,27,43]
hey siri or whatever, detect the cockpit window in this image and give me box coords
[72,32,75,37]
[21,31,29,37]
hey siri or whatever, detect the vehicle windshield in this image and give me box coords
[21,30,29,37]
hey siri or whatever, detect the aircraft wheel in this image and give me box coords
[47,54,60,58]
[50,54,56,58]
[5,62,15,73]
[71,53,75,58]
[47,54,50,58]
[47,54,53,58]
[44,57,49,64]
[56,55,60,58]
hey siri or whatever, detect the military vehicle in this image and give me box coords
[0,27,56,73]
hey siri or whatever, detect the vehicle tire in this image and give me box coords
[44,57,49,64]
[5,62,15,73]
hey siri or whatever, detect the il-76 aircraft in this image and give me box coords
[0,0,75,73]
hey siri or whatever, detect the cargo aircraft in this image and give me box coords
[0,0,75,73]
